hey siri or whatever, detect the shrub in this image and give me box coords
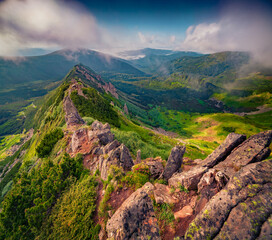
[36,128,64,158]
[132,163,150,175]
[179,184,189,193]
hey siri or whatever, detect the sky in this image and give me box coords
[0,0,272,62]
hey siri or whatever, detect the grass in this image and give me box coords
[0,134,22,160]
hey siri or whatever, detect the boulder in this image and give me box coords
[63,96,85,127]
[257,215,272,240]
[163,145,186,181]
[145,159,164,179]
[174,206,193,220]
[214,130,272,178]
[185,159,272,240]
[106,182,161,240]
[154,183,177,204]
[200,132,246,168]
[168,166,208,190]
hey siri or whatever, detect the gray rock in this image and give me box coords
[200,132,246,168]
[145,160,164,179]
[63,96,85,127]
[214,130,272,178]
[185,159,272,240]
[136,149,141,164]
[168,166,208,190]
[163,145,186,181]
[103,139,120,155]
[106,182,160,240]
[100,144,134,180]
[197,169,217,193]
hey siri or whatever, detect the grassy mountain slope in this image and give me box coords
[122,48,202,74]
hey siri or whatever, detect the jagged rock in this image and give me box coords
[163,145,186,180]
[63,96,84,127]
[154,183,177,204]
[214,130,272,178]
[136,149,141,164]
[103,139,120,155]
[200,133,246,168]
[100,144,134,180]
[197,169,217,193]
[145,159,164,179]
[169,166,208,190]
[185,159,272,240]
[214,171,228,189]
[119,144,134,171]
[71,127,89,153]
[106,182,160,240]
[88,121,114,145]
[174,206,193,220]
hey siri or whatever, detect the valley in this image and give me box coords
[0,48,271,240]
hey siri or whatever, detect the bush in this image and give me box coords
[121,171,150,189]
[36,128,64,158]
[70,88,120,127]
[132,163,150,175]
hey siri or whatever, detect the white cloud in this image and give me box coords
[180,8,272,66]
[170,35,176,43]
[138,32,155,44]
[0,0,109,56]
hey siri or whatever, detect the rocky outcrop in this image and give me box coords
[145,158,164,179]
[200,132,246,168]
[106,182,161,240]
[71,127,89,153]
[163,145,186,181]
[185,159,272,240]
[100,144,134,180]
[214,130,272,178]
[63,95,85,127]
[168,166,208,190]
[89,121,114,145]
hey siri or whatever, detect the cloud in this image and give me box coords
[181,6,272,67]
[0,0,109,56]
[138,32,155,44]
[169,35,176,43]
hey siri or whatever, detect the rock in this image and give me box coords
[174,206,193,219]
[136,149,141,164]
[214,171,228,189]
[119,144,134,171]
[200,133,246,168]
[168,166,208,190]
[103,140,120,155]
[63,96,85,127]
[163,145,186,181]
[71,127,88,153]
[145,159,164,179]
[124,103,129,115]
[106,182,160,240]
[197,169,216,193]
[100,144,134,180]
[88,121,114,145]
[185,159,272,240]
[154,183,177,204]
[257,215,272,240]
[214,130,272,178]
